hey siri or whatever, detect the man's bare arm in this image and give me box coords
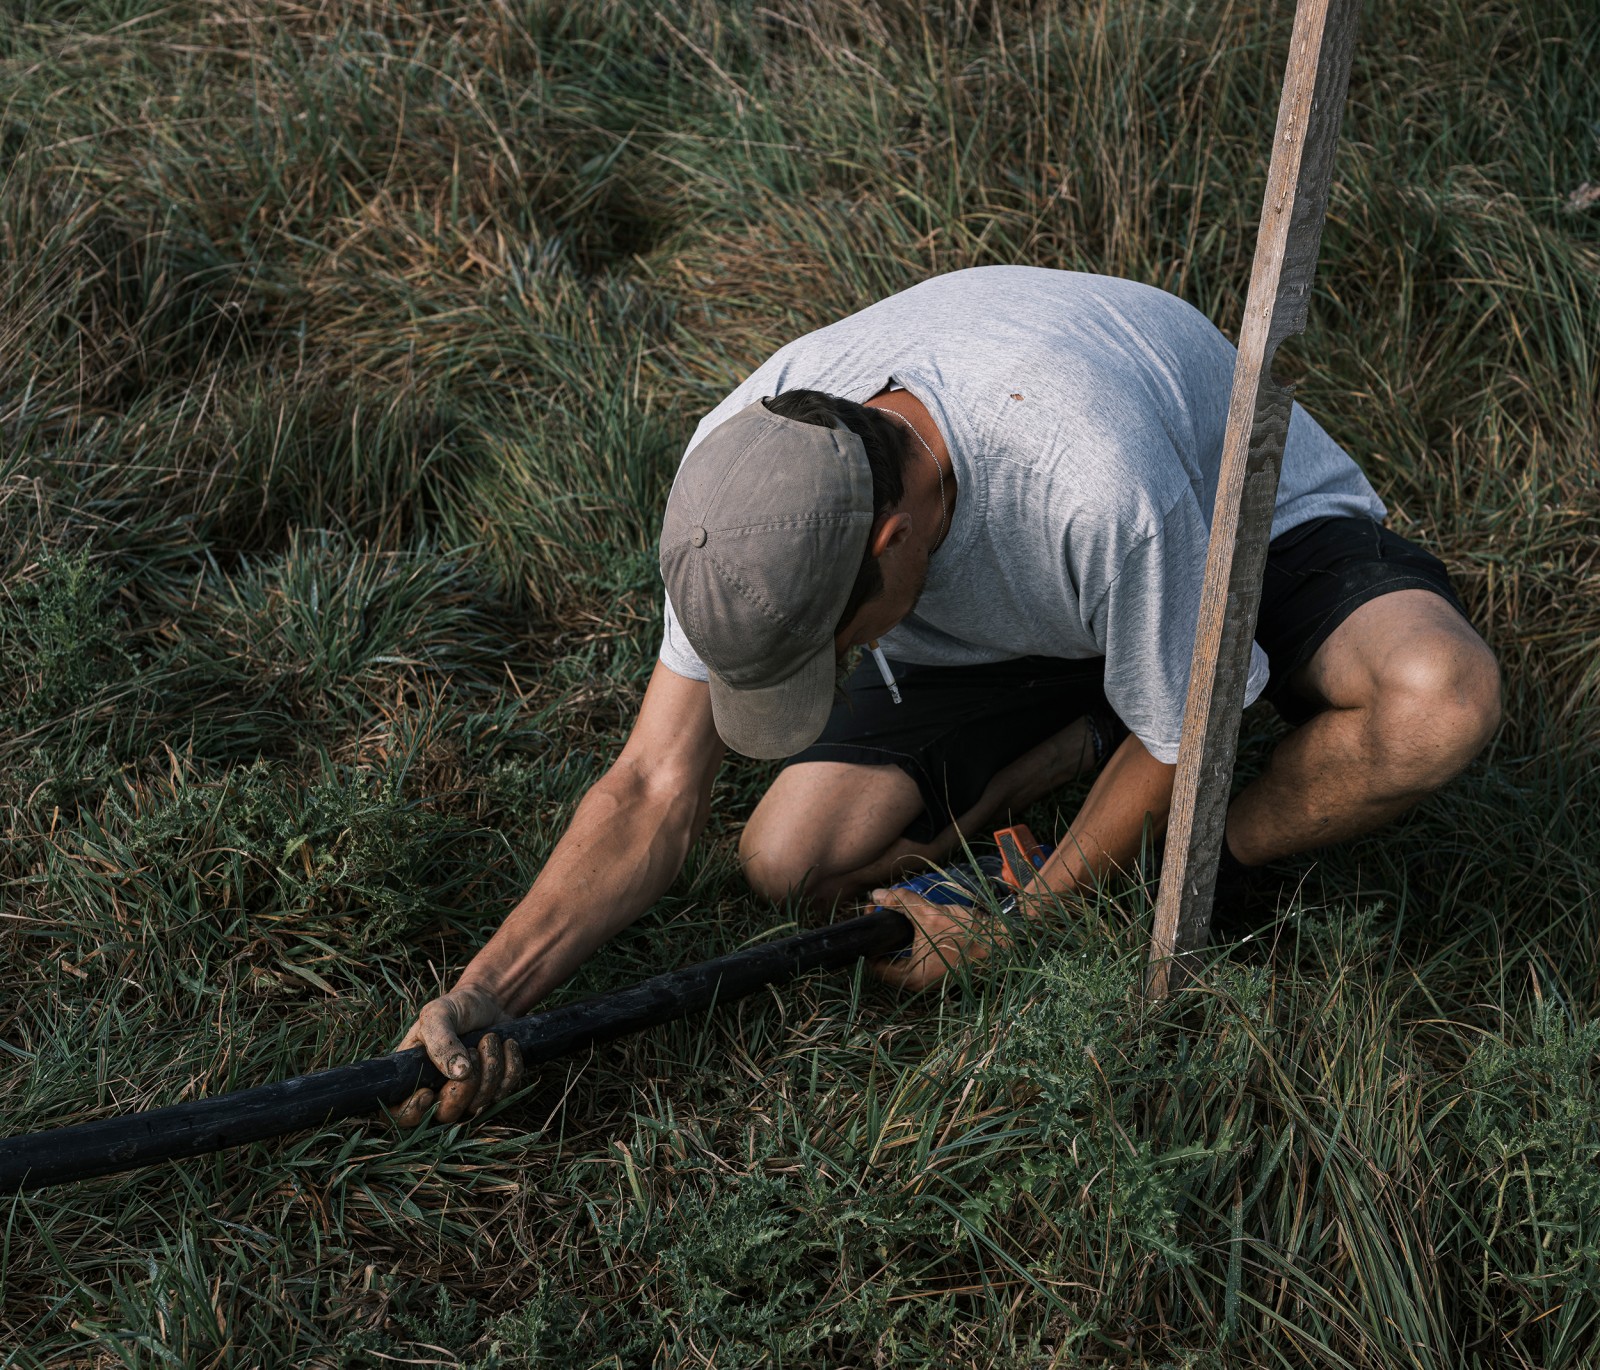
[394,662,725,1123]
[1033,730,1177,898]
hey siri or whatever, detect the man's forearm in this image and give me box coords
[1030,732,1177,903]
[453,764,711,1014]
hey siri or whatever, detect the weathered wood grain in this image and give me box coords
[1146,0,1362,998]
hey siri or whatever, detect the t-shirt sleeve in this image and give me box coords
[659,590,710,682]
[1089,497,1270,764]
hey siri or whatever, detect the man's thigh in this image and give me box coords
[1256,516,1483,724]
[1289,587,1494,713]
[783,653,1113,845]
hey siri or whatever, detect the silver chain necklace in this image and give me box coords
[886,410,948,547]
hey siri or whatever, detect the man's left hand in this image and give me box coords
[865,886,1011,991]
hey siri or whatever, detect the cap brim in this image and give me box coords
[707,646,836,760]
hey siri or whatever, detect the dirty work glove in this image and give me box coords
[865,885,1010,991]
[392,985,526,1127]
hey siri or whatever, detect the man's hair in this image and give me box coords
[761,389,909,635]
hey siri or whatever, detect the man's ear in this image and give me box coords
[867,511,914,558]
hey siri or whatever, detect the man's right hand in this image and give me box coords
[391,985,526,1127]
[389,665,722,1130]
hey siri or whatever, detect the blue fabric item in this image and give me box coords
[883,846,1054,959]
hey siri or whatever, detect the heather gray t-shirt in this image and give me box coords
[659,267,1385,762]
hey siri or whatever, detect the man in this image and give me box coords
[393,267,1500,1125]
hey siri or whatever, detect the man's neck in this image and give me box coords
[865,389,956,553]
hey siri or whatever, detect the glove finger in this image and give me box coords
[501,1038,526,1098]
[472,1033,506,1117]
[391,1088,436,1130]
[436,1075,477,1125]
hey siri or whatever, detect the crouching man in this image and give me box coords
[394,267,1499,1124]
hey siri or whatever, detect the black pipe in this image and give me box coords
[0,909,912,1193]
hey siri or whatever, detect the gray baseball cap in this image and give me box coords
[660,399,874,758]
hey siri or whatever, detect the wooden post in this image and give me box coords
[1146,0,1361,998]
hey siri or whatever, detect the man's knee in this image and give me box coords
[1368,635,1501,790]
[738,808,873,906]
[739,762,926,905]
[739,820,829,903]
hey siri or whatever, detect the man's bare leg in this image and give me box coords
[744,592,1499,908]
[1226,589,1501,865]
[740,716,1096,906]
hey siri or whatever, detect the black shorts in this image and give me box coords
[783,516,1470,843]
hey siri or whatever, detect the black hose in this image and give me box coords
[0,909,912,1193]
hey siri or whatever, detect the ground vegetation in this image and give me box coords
[1,1,1597,1365]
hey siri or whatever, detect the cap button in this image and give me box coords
[690,526,708,547]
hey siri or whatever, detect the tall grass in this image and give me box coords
[1,0,1596,1365]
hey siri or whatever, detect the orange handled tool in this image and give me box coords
[994,823,1048,893]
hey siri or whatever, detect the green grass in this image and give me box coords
[1,0,1597,1364]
